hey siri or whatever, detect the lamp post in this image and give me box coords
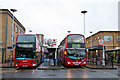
[28,28,32,33]
[90,31,93,48]
[81,10,87,37]
[29,30,32,33]
[10,9,17,66]
[90,31,93,63]
[67,31,71,34]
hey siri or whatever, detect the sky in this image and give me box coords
[0,0,119,45]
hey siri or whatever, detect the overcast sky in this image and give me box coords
[0,0,119,45]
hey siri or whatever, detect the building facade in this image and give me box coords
[86,31,120,64]
[0,9,25,63]
[36,34,44,44]
[86,31,120,50]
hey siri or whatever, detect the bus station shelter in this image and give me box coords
[105,49,120,63]
[86,45,103,65]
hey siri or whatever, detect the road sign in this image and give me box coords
[0,41,2,44]
[52,39,57,45]
[7,46,12,49]
[99,39,103,45]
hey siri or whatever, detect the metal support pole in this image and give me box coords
[102,45,105,66]
[81,10,87,37]
[84,14,85,37]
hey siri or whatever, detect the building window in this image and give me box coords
[87,41,88,43]
[14,24,15,31]
[19,29,21,34]
[11,36,14,41]
[12,24,14,31]
[16,26,18,33]
[89,40,90,42]
[13,36,14,41]
[21,31,23,34]
[94,38,96,40]
[117,36,120,42]
[98,37,100,40]
[104,36,113,41]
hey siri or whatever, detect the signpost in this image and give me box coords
[52,39,57,66]
[99,39,103,45]
[52,39,57,45]
[99,39,105,66]
[7,46,12,49]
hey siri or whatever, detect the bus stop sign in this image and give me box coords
[99,39,103,45]
[52,39,56,45]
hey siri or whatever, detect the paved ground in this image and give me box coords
[1,61,120,79]
[1,66,119,79]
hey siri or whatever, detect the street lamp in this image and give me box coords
[67,31,71,34]
[28,28,32,33]
[29,30,32,33]
[10,9,17,65]
[90,31,93,64]
[90,31,93,48]
[81,10,87,37]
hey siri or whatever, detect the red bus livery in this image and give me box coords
[58,34,86,66]
[14,34,43,67]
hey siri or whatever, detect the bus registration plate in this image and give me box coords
[73,62,81,66]
[23,65,28,67]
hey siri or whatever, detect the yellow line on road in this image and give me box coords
[99,70,119,78]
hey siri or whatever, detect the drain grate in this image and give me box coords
[48,74,56,76]
[89,70,96,72]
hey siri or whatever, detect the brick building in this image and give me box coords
[86,31,120,64]
[0,9,25,63]
[36,34,44,44]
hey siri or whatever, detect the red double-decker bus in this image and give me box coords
[58,34,86,66]
[14,34,43,67]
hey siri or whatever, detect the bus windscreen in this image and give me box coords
[67,49,85,60]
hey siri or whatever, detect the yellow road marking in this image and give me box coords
[99,70,119,78]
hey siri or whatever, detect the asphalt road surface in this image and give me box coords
[1,66,119,80]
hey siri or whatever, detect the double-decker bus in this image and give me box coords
[58,34,86,66]
[14,34,43,67]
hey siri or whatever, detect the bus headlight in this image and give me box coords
[16,64,18,66]
[67,62,71,64]
[83,62,86,64]
[33,64,36,66]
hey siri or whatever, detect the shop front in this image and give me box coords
[105,49,120,63]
